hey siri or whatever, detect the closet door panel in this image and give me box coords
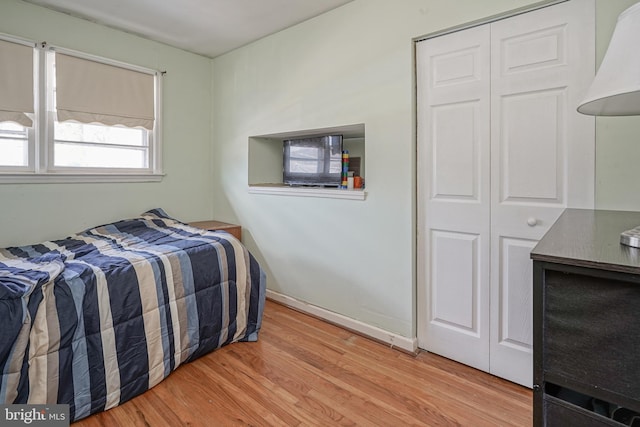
[417,25,491,372]
[430,230,479,333]
[500,90,563,203]
[431,102,479,200]
[489,0,595,387]
[496,237,536,350]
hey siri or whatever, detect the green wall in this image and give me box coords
[2,0,638,339]
[595,0,640,210]
[0,0,214,247]
[211,0,640,338]
[211,0,565,337]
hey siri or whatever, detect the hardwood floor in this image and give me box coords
[74,300,532,426]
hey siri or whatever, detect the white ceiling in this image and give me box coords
[23,0,354,58]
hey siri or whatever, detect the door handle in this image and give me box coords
[527,217,538,227]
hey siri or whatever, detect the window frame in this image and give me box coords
[0,36,164,184]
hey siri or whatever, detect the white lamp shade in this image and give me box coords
[577,2,640,116]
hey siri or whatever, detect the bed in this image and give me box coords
[0,209,266,421]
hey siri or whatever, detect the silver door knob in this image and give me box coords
[527,217,538,227]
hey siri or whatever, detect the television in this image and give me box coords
[283,135,343,186]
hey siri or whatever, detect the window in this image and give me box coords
[48,51,157,174]
[0,36,162,183]
[0,122,30,168]
[53,121,149,169]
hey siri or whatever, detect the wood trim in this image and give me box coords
[266,289,418,354]
[189,220,242,241]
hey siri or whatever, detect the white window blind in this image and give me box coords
[55,53,155,130]
[0,39,34,127]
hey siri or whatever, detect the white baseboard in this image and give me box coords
[266,289,418,354]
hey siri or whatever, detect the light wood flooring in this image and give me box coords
[74,299,532,426]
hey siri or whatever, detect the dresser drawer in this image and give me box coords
[544,395,621,427]
[544,270,640,405]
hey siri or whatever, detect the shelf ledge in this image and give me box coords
[248,185,366,200]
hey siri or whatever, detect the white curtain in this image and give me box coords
[56,53,155,130]
[0,39,34,127]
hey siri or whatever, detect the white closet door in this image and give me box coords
[489,0,595,387]
[417,0,595,387]
[416,25,491,372]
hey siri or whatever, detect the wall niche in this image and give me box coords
[248,123,366,200]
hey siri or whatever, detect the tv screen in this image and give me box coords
[283,135,343,186]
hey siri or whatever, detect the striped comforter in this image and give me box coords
[0,209,266,421]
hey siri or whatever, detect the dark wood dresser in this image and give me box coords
[531,209,640,426]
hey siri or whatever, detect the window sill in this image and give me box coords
[248,184,366,200]
[0,172,165,184]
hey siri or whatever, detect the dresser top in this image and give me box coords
[531,209,640,274]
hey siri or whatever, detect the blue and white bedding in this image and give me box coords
[0,209,266,421]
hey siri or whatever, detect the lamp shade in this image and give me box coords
[577,2,640,116]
